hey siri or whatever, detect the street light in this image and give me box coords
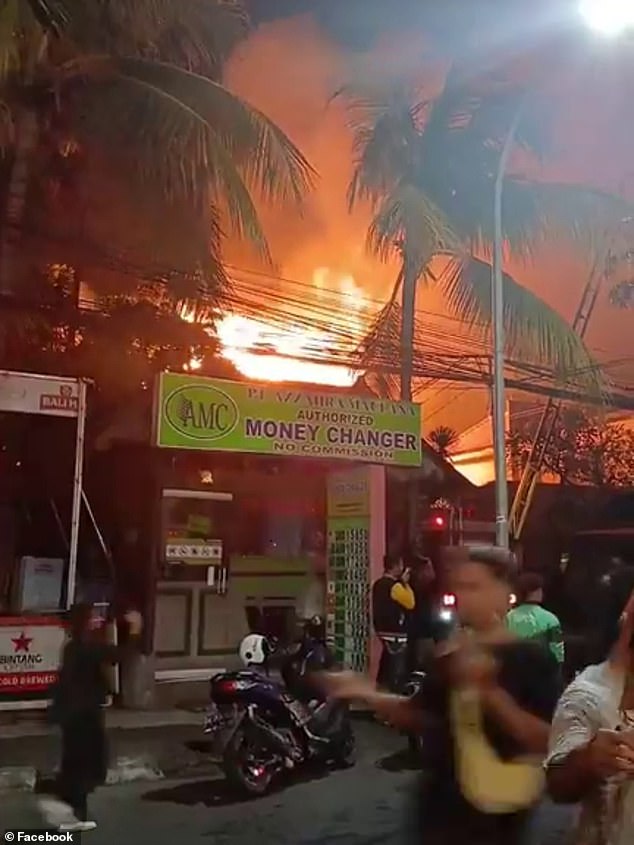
[491,1,632,549]
[579,1,634,36]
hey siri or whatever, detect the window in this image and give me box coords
[245,603,295,641]
[160,490,232,583]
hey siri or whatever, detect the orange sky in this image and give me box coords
[223,16,634,434]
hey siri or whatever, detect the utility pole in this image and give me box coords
[491,101,526,549]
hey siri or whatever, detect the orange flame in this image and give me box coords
[183,268,372,386]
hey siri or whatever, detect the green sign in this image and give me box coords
[326,466,372,671]
[155,374,421,467]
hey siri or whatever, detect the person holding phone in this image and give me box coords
[325,546,560,845]
[407,556,437,673]
[39,604,143,832]
[546,571,634,845]
[372,554,415,692]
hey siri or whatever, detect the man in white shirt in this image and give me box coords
[546,576,634,845]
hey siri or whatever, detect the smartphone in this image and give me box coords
[617,727,634,749]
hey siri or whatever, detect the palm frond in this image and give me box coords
[496,180,634,260]
[153,0,249,79]
[338,64,626,403]
[0,0,40,82]
[422,68,550,159]
[436,254,607,393]
[26,0,68,34]
[355,274,401,363]
[339,84,424,209]
[65,0,182,55]
[67,0,248,80]
[366,183,459,268]
[354,279,402,398]
[64,55,315,259]
[116,57,315,202]
[363,371,400,400]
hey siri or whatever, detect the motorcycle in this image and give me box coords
[203,624,355,796]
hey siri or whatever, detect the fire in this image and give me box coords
[183,268,372,386]
[216,314,359,386]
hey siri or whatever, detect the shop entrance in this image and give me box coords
[149,374,421,690]
[154,488,234,683]
[0,371,113,710]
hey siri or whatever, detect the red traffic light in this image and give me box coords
[433,515,445,528]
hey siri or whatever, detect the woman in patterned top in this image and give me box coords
[546,572,634,845]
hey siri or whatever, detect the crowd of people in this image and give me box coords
[35,546,634,844]
[327,545,634,844]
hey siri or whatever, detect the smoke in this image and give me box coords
[223,16,437,301]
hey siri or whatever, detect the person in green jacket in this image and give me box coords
[507,572,565,666]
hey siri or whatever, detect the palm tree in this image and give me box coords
[428,425,459,458]
[339,68,629,401]
[0,0,314,297]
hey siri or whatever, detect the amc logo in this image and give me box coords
[165,384,239,441]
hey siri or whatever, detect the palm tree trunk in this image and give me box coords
[0,108,39,295]
[400,255,417,402]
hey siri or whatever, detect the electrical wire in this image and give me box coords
[19,222,634,403]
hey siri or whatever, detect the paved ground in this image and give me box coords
[0,709,216,788]
[1,724,219,783]
[0,708,203,737]
[3,721,575,845]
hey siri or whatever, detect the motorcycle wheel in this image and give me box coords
[223,727,274,796]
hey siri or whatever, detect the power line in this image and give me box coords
[19,223,634,402]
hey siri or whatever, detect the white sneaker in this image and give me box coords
[79,821,97,832]
[59,820,97,833]
[37,797,78,829]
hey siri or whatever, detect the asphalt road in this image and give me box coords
[3,722,575,845]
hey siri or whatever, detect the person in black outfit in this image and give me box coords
[406,556,436,673]
[371,554,415,692]
[324,545,561,845]
[39,604,142,832]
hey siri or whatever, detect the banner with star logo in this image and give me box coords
[0,617,65,701]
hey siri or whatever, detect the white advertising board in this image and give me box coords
[0,371,79,417]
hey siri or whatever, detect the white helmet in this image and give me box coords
[239,633,269,666]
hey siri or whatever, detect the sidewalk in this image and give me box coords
[0,708,217,792]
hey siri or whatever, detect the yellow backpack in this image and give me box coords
[450,688,545,814]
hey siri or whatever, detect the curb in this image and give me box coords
[0,767,37,792]
[0,756,167,793]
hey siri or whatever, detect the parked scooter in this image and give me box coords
[202,618,355,796]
